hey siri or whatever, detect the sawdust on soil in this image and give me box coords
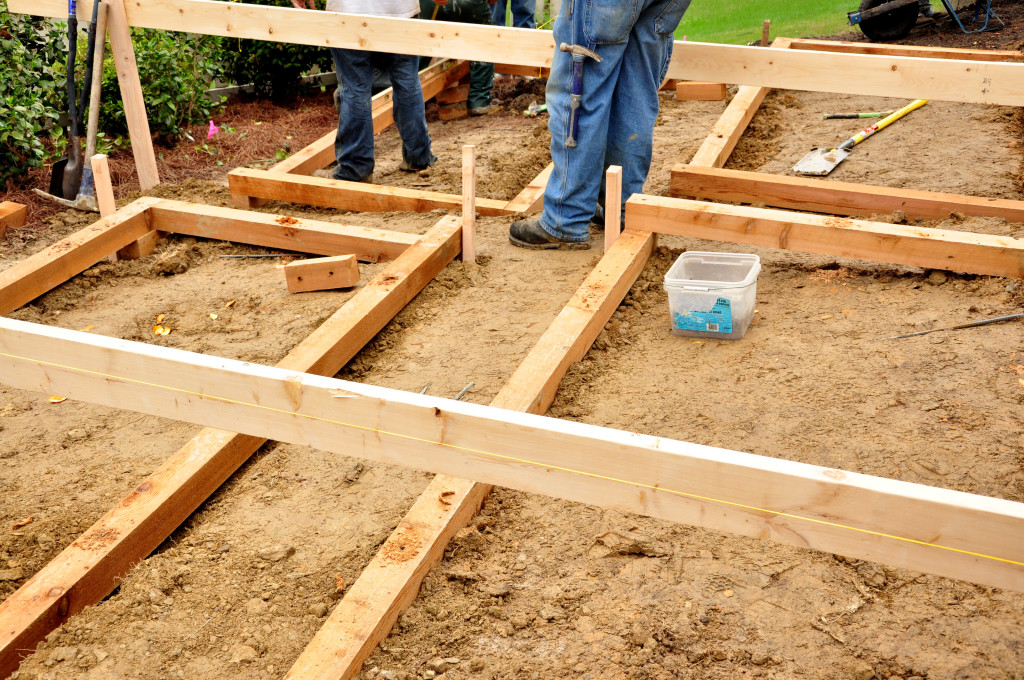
[3,34,1024,680]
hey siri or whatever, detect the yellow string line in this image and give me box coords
[5,349,1023,569]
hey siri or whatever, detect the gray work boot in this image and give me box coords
[509,219,591,250]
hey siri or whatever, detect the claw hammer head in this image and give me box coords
[559,42,603,62]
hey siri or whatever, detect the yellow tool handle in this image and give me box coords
[839,99,928,151]
[431,3,440,19]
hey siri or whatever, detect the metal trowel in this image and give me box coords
[794,99,927,176]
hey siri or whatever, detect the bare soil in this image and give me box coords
[3,21,1024,680]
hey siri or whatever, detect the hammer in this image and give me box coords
[559,42,602,148]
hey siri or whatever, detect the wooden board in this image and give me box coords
[0,199,157,316]
[671,165,1024,224]
[285,255,360,293]
[788,38,1024,62]
[228,168,512,216]
[0,201,28,237]
[0,217,463,678]
[148,200,418,262]
[436,84,469,105]
[11,0,1024,105]
[504,163,553,214]
[494,63,550,78]
[3,315,1024,593]
[626,194,1024,279]
[675,81,727,101]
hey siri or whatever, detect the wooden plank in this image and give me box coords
[494,63,550,78]
[788,37,1024,62]
[269,61,469,178]
[604,166,622,254]
[675,81,727,101]
[626,194,1024,278]
[0,217,463,678]
[462,145,476,263]
[504,163,553,214]
[3,312,1024,593]
[0,201,28,238]
[0,199,157,316]
[436,84,469,105]
[687,38,791,169]
[147,200,419,262]
[284,255,360,293]
[91,154,122,264]
[671,165,1024,224]
[227,168,513,216]
[11,0,1024,105]
[106,0,159,191]
[283,229,658,680]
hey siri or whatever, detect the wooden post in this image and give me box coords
[762,19,770,47]
[106,0,159,191]
[0,202,28,239]
[462,145,476,264]
[604,166,622,254]
[91,155,116,218]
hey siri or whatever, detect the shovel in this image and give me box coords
[48,0,82,199]
[794,99,927,176]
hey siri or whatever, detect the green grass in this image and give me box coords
[675,0,941,44]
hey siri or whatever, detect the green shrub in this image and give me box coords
[217,0,333,101]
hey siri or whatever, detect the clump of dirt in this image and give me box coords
[493,76,547,105]
[726,91,799,171]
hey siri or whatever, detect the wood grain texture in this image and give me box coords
[0,202,27,238]
[626,194,1024,278]
[285,255,360,293]
[788,38,1024,62]
[675,81,727,101]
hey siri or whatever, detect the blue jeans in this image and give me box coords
[539,0,691,242]
[329,48,436,181]
[491,0,536,28]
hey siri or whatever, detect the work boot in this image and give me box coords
[469,105,493,116]
[332,171,374,184]
[918,0,936,17]
[509,219,591,250]
[591,204,605,228]
[399,154,438,172]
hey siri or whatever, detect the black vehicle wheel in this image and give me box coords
[858,0,919,41]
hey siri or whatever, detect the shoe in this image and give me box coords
[509,219,591,250]
[333,172,374,184]
[469,105,492,116]
[591,204,605,228]
[399,154,438,172]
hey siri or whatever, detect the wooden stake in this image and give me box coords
[761,19,770,47]
[604,166,622,254]
[461,145,476,263]
[106,0,159,191]
[91,155,116,218]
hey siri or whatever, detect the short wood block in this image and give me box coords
[438,102,468,121]
[284,254,360,293]
[0,201,28,237]
[659,78,677,92]
[436,84,469,105]
[676,81,728,101]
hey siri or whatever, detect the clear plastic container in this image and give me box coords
[663,251,761,340]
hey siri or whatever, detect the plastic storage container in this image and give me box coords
[663,251,761,340]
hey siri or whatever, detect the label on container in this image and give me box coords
[673,297,733,334]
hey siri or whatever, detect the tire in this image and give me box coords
[858,0,919,42]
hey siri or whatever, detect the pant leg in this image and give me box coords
[379,51,436,169]
[491,0,507,25]
[511,0,536,28]
[330,47,376,181]
[459,0,496,109]
[539,1,635,241]
[603,0,690,207]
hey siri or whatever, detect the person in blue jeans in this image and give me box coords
[421,0,497,114]
[491,0,535,29]
[510,0,692,249]
[293,0,437,183]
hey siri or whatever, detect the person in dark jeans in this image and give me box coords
[422,0,496,114]
[491,0,535,29]
[293,0,436,182]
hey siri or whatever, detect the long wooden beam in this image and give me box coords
[0,217,463,679]
[3,316,1024,593]
[228,168,513,216]
[284,229,656,680]
[0,198,157,316]
[10,0,1024,106]
[626,194,1024,278]
[148,200,419,262]
[788,38,1023,62]
[671,165,1024,224]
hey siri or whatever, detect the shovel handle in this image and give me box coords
[837,99,928,152]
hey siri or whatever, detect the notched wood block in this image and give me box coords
[285,254,360,293]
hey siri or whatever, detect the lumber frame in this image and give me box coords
[0,198,158,316]
[788,37,1024,62]
[228,168,514,216]
[670,165,1024,224]
[11,0,1024,105]
[626,194,1024,278]
[148,200,419,262]
[0,202,27,238]
[2,316,1024,596]
[0,217,463,678]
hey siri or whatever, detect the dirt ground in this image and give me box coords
[3,11,1024,680]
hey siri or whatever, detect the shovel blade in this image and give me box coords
[794,147,850,176]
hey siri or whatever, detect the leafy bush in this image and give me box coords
[0,1,66,188]
[217,0,333,100]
